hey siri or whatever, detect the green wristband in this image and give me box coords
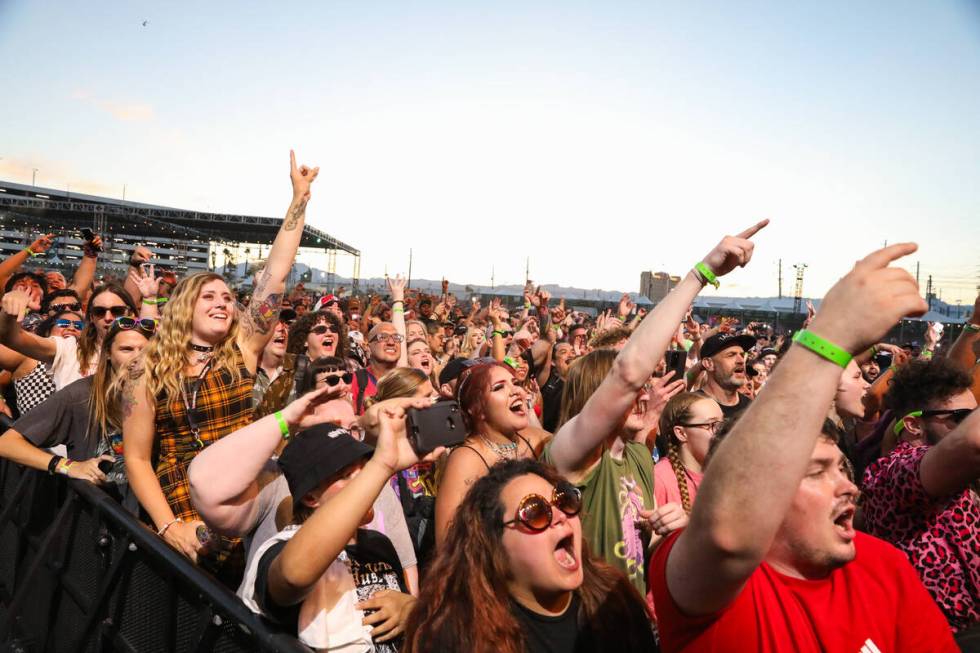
[492,330,506,338]
[965,323,980,333]
[503,356,519,369]
[273,411,291,440]
[792,330,852,368]
[25,247,36,257]
[694,262,719,289]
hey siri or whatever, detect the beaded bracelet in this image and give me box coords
[158,518,183,537]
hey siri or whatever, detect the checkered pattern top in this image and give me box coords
[154,346,254,576]
[14,361,56,416]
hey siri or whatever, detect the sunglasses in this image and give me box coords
[113,317,158,334]
[92,305,131,319]
[502,482,582,532]
[310,324,339,336]
[50,302,82,313]
[54,319,85,330]
[316,371,354,387]
[895,407,975,435]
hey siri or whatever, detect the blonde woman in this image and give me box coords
[458,326,486,359]
[123,152,319,574]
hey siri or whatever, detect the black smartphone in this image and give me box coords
[406,400,466,455]
[97,459,113,474]
[665,349,687,382]
[873,351,893,370]
[81,228,95,241]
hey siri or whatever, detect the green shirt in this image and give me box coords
[542,441,655,595]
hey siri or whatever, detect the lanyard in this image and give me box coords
[180,359,213,450]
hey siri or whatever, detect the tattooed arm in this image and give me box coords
[238,150,319,372]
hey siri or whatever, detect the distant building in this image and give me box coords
[640,271,680,303]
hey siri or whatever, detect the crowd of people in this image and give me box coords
[0,151,977,652]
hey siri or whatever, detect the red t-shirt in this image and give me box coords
[649,530,957,653]
[349,368,378,416]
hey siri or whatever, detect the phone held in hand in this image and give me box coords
[406,400,466,455]
[665,349,687,381]
[80,228,104,252]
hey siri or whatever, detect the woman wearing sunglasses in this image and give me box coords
[0,317,153,499]
[124,151,319,582]
[255,310,349,418]
[0,307,85,418]
[0,283,138,391]
[405,459,655,653]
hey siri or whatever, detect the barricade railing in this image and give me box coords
[0,460,310,653]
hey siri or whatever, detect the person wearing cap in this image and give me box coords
[314,294,344,322]
[696,332,756,418]
[236,398,445,652]
[758,347,778,373]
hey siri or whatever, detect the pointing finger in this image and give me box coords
[857,242,918,271]
[735,218,770,240]
[289,149,296,171]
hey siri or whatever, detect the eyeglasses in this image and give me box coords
[370,333,404,344]
[502,482,582,532]
[54,319,84,330]
[113,317,158,334]
[894,408,975,435]
[50,302,82,313]
[680,421,725,434]
[316,371,354,387]
[310,324,339,336]
[92,305,131,319]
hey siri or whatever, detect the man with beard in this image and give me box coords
[861,358,980,637]
[539,341,576,433]
[253,319,289,405]
[696,332,755,418]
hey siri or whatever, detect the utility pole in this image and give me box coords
[122,184,127,201]
[915,261,920,289]
[31,168,38,186]
[491,266,495,293]
[525,257,530,286]
[926,275,934,310]
[407,248,413,289]
[777,259,783,298]
[793,263,808,314]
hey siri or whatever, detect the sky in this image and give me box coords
[1,1,978,303]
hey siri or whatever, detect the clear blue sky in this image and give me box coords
[2,1,978,302]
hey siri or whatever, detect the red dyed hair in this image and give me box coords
[455,361,515,433]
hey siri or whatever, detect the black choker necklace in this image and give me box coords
[190,343,215,363]
[190,343,214,352]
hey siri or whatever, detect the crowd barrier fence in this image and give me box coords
[0,459,310,653]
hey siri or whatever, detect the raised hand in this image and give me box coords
[807,243,926,354]
[441,278,449,295]
[639,502,690,537]
[386,274,407,302]
[700,219,769,278]
[924,322,941,349]
[0,290,31,321]
[131,264,161,300]
[371,402,447,476]
[29,233,55,254]
[281,383,352,431]
[82,234,103,257]
[289,150,319,201]
[617,293,635,320]
[646,371,687,417]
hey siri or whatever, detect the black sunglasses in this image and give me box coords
[503,482,582,532]
[92,305,131,319]
[50,302,82,313]
[316,371,353,387]
[310,324,339,336]
[921,408,974,424]
[54,319,85,330]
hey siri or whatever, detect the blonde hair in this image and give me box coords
[557,349,617,430]
[142,273,242,403]
[365,367,429,409]
[658,392,711,514]
[459,327,485,358]
[90,325,147,440]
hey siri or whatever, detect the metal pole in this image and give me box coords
[407,248,413,289]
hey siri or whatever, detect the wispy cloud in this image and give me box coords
[71,89,155,123]
[0,156,119,197]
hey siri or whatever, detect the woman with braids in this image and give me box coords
[0,318,154,502]
[124,151,319,578]
[654,392,724,514]
[404,459,655,653]
[0,282,138,390]
[434,360,549,547]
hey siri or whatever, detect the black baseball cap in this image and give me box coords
[759,347,777,358]
[439,357,471,386]
[277,425,374,502]
[700,333,757,359]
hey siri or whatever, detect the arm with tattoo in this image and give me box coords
[239,151,319,364]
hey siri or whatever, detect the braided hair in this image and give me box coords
[658,392,710,515]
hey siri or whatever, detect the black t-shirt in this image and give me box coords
[254,528,407,652]
[14,376,99,459]
[696,389,751,419]
[511,594,582,653]
[541,370,564,433]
